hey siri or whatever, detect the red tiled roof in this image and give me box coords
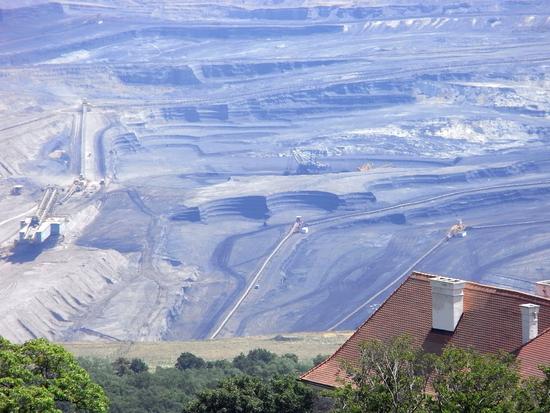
[301,271,550,388]
[516,327,550,379]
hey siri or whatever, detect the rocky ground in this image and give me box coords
[0,0,549,342]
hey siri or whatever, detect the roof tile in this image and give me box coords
[301,271,550,388]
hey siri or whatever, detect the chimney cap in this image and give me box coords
[520,303,540,310]
[430,276,464,284]
[430,275,466,285]
[430,277,466,294]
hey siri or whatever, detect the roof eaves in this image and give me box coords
[299,378,338,390]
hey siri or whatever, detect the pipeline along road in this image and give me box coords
[209,223,298,339]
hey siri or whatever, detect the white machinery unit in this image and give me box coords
[17,186,63,245]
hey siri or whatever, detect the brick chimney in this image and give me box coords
[430,277,465,332]
[520,304,539,344]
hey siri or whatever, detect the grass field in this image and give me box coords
[61,331,353,368]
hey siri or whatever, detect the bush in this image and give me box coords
[175,352,206,370]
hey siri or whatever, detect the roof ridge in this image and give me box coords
[410,270,439,279]
[412,270,550,305]
[464,280,550,303]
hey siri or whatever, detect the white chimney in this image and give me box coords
[520,303,539,344]
[430,277,465,332]
[535,280,550,298]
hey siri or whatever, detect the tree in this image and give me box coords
[129,358,148,374]
[331,335,537,413]
[233,348,276,372]
[332,335,432,413]
[183,374,314,413]
[205,359,232,369]
[78,350,315,413]
[0,337,108,413]
[312,354,328,367]
[269,375,315,413]
[111,357,148,376]
[175,352,206,370]
[514,366,550,413]
[112,357,131,376]
[430,346,519,412]
[183,375,268,413]
[232,349,306,379]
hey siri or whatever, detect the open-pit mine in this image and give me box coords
[0,0,549,342]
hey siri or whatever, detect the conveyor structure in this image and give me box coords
[18,186,62,244]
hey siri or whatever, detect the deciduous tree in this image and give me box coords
[514,366,550,413]
[0,337,108,413]
[129,358,148,374]
[183,374,314,413]
[430,347,519,412]
[332,335,432,413]
[175,352,206,370]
